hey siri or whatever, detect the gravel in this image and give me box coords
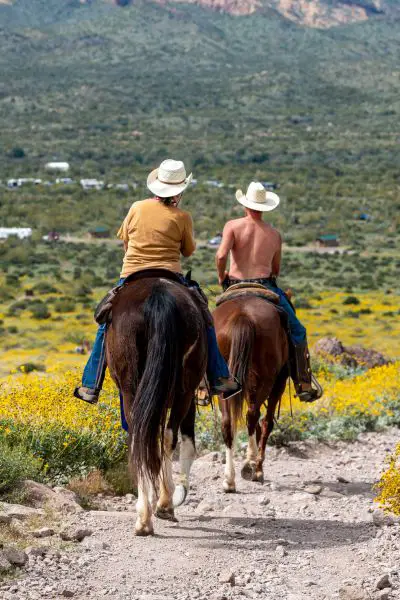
[0,429,399,599]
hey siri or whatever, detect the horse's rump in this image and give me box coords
[214,297,288,427]
[106,278,207,484]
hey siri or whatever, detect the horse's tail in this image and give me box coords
[228,313,255,432]
[130,282,182,485]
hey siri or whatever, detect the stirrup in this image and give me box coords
[74,386,99,405]
[297,376,323,403]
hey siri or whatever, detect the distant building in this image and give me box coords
[45,162,70,172]
[43,231,60,242]
[115,183,129,192]
[208,234,222,247]
[80,179,104,190]
[0,227,32,240]
[7,179,20,188]
[56,177,74,185]
[206,180,224,188]
[88,226,110,239]
[316,234,339,248]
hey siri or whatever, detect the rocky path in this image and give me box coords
[2,429,400,600]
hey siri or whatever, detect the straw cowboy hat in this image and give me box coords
[236,182,280,212]
[147,159,193,198]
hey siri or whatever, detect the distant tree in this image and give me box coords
[10,147,25,159]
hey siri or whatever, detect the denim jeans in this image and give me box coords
[81,278,230,431]
[263,282,306,345]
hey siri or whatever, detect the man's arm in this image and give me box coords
[215,222,234,285]
[271,232,282,277]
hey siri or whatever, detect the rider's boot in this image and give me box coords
[211,376,242,400]
[74,386,100,404]
[291,341,323,403]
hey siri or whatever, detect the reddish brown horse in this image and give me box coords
[106,277,207,535]
[213,296,288,492]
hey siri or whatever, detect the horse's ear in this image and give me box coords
[185,270,192,282]
[285,288,293,300]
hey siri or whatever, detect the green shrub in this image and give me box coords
[54,298,76,313]
[30,303,51,320]
[343,296,360,305]
[0,439,42,495]
[5,274,20,287]
[33,281,59,294]
[17,362,46,374]
[8,299,28,315]
[104,461,134,496]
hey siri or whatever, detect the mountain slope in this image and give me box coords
[0,0,399,28]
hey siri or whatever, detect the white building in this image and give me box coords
[0,227,32,240]
[80,179,104,191]
[7,179,20,188]
[45,162,70,172]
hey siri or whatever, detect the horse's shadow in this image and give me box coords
[160,515,373,551]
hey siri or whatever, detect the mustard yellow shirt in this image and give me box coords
[117,198,196,278]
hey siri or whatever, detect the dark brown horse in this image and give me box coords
[106,277,207,535]
[213,297,288,492]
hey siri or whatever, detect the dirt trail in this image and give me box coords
[2,429,400,600]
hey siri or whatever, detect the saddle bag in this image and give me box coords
[94,284,123,325]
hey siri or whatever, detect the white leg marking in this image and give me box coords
[223,441,236,492]
[179,434,196,489]
[135,476,154,536]
[247,433,257,463]
[158,428,175,509]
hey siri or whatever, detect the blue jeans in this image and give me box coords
[265,282,306,345]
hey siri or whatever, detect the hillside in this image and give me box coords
[0,0,399,265]
[1,0,399,28]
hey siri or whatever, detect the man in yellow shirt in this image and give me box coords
[74,160,240,408]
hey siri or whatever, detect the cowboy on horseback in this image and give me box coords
[74,159,240,405]
[215,182,322,403]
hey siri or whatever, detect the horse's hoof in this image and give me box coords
[223,480,236,494]
[173,484,187,507]
[253,472,264,484]
[155,507,178,522]
[241,462,255,481]
[134,523,154,537]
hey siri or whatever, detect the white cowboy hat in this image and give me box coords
[147,159,193,198]
[236,182,280,212]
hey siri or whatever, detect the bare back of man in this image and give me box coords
[216,211,281,283]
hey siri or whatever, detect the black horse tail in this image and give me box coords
[228,313,255,432]
[130,282,182,485]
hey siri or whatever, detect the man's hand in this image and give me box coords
[218,270,229,286]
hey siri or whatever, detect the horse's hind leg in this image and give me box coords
[135,473,155,537]
[241,401,262,482]
[220,397,236,493]
[174,397,196,507]
[255,371,288,482]
[155,427,178,522]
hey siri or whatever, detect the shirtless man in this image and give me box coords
[216,181,322,403]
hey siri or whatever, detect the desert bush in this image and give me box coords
[30,302,51,320]
[104,462,135,496]
[0,439,42,495]
[376,444,400,516]
[8,300,28,316]
[54,298,76,313]
[17,362,46,374]
[34,281,59,294]
[343,296,360,305]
